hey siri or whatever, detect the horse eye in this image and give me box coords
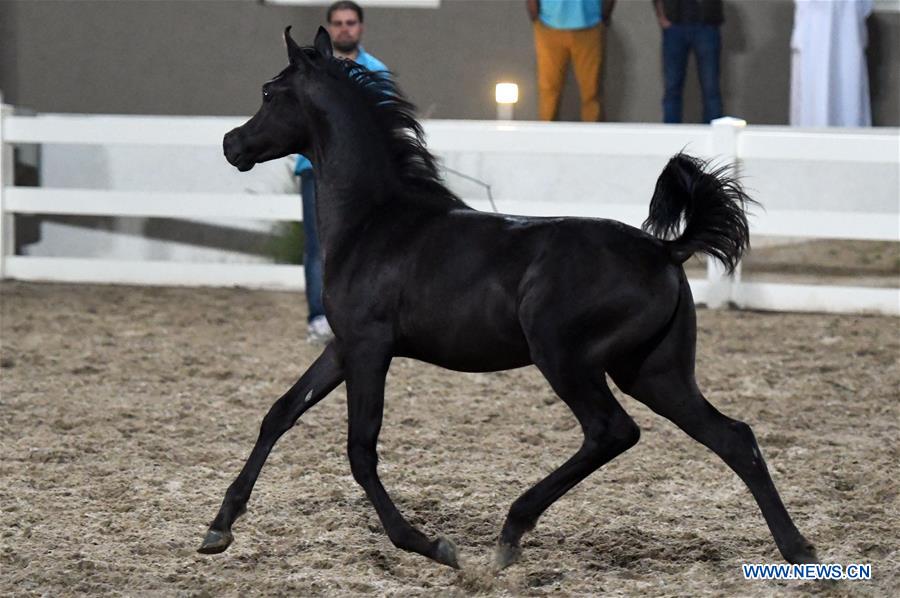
[262,88,271,102]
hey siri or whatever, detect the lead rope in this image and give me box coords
[441,166,498,213]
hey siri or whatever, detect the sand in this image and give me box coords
[1,281,897,596]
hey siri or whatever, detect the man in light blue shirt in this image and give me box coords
[527,0,616,121]
[296,0,389,343]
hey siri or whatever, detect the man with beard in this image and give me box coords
[295,0,388,343]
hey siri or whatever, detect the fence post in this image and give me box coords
[0,92,12,280]
[707,116,747,308]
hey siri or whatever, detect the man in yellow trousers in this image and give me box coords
[527,0,616,122]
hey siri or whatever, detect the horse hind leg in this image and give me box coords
[495,358,640,570]
[610,311,818,564]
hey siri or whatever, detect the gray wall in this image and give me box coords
[1,0,898,125]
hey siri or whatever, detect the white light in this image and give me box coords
[495,83,519,105]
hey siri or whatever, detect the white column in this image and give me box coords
[0,93,13,279]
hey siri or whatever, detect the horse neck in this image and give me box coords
[310,101,394,253]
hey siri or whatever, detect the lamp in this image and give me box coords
[495,83,518,121]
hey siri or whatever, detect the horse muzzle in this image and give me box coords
[223,128,256,172]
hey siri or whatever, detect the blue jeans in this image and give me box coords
[300,171,325,322]
[662,24,723,124]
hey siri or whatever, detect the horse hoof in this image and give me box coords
[787,540,819,565]
[433,536,460,569]
[197,528,233,554]
[494,542,521,571]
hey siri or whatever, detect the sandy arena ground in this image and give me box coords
[1,280,898,596]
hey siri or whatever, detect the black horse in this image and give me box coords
[200,27,817,570]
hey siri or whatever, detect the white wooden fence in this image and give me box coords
[1,106,897,315]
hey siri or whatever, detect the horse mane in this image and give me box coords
[326,58,465,206]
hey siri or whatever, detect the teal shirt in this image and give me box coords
[295,47,389,174]
[539,0,602,30]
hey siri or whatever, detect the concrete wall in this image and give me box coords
[1,0,898,125]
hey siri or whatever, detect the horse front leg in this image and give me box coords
[344,343,460,569]
[198,343,344,554]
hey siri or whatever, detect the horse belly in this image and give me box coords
[396,303,531,372]
[399,335,532,372]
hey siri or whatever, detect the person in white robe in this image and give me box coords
[790,0,874,127]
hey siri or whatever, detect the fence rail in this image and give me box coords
[4,188,301,220]
[1,107,897,315]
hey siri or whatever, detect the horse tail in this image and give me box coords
[642,152,755,274]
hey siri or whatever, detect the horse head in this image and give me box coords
[223,26,333,172]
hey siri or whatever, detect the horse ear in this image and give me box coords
[314,26,333,58]
[284,26,310,68]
